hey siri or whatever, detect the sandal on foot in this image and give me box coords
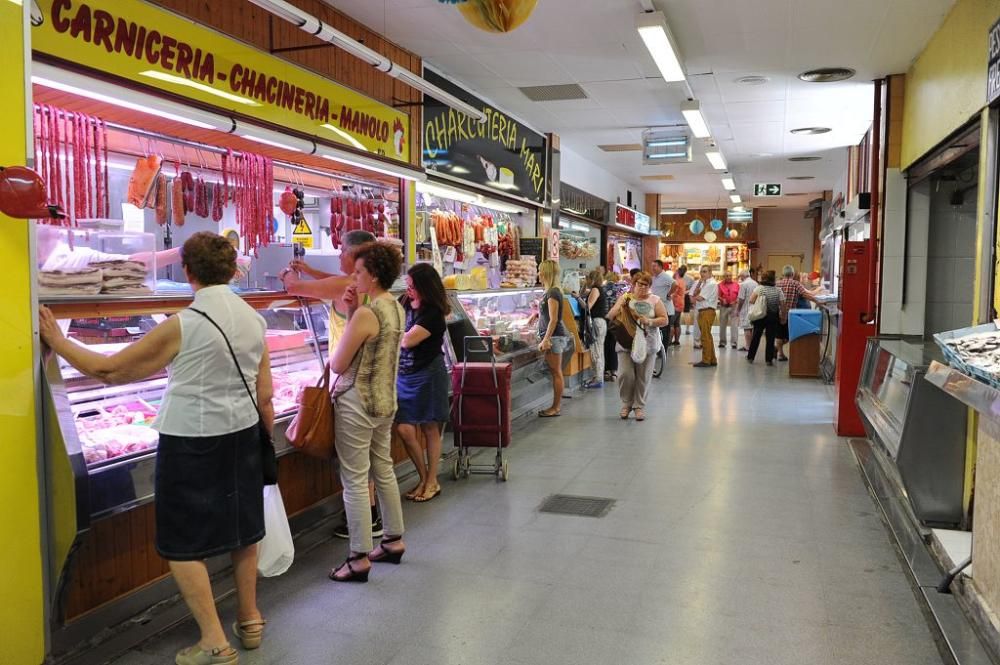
[620,406,632,419]
[635,409,646,421]
[232,619,266,650]
[329,552,370,583]
[404,485,424,501]
[412,486,441,503]
[369,535,405,564]
[175,644,238,665]
[538,409,560,418]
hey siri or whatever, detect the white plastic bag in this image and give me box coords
[257,485,294,577]
[749,288,768,322]
[631,326,647,363]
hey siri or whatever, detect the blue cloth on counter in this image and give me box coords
[788,309,822,342]
[155,280,193,293]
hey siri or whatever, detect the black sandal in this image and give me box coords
[329,552,370,583]
[368,535,405,564]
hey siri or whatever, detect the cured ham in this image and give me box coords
[126,155,162,208]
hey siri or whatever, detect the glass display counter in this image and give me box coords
[856,337,967,526]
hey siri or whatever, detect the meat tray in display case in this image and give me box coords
[41,292,330,590]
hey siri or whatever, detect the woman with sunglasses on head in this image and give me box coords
[396,263,450,504]
[607,271,668,421]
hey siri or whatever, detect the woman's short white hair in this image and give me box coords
[738,269,750,279]
[782,265,796,277]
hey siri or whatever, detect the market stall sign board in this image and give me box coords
[32,0,410,162]
[615,204,649,233]
[423,69,547,204]
[989,17,1000,105]
[753,183,782,197]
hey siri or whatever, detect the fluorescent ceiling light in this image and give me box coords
[661,208,688,215]
[730,194,742,204]
[721,177,736,190]
[732,206,747,212]
[139,70,262,107]
[321,124,367,152]
[647,138,688,147]
[706,151,727,170]
[320,152,424,182]
[242,133,304,152]
[636,11,686,83]
[417,181,478,204]
[32,65,233,131]
[680,100,710,138]
[646,152,688,159]
[485,180,519,191]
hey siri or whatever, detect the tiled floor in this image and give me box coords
[108,344,945,665]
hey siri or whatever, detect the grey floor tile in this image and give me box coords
[102,350,944,665]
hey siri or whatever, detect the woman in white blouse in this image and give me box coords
[40,232,271,665]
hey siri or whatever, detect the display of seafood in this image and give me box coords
[943,331,1000,372]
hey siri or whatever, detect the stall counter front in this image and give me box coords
[41,290,418,654]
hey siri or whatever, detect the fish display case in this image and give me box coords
[855,337,968,526]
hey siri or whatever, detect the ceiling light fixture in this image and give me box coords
[787,176,815,180]
[646,138,689,147]
[242,134,304,152]
[798,67,856,83]
[318,149,425,182]
[139,70,262,107]
[730,194,742,204]
[636,11,686,83]
[661,208,688,215]
[680,99,710,138]
[790,127,832,135]
[789,156,822,162]
[647,151,689,159]
[245,0,486,122]
[32,64,235,132]
[706,151,727,170]
[721,176,736,190]
[321,124,367,151]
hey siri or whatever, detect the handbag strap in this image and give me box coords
[188,307,261,415]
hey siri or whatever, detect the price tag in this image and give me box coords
[443,246,457,263]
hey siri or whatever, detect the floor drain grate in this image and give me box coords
[538,494,615,518]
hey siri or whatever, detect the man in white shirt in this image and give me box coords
[691,266,719,367]
[649,260,676,351]
[735,268,759,351]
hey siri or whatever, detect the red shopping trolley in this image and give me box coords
[450,336,512,481]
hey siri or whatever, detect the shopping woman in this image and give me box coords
[537,259,572,417]
[602,272,623,382]
[328,242,407,583]
[39,232,270,665]
[583,269,608,389]
[747,270,783,366]
[397,263,450,503]
[607,271,668,421]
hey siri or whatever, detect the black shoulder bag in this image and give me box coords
[189,308,278,485]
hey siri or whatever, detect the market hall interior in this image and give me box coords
[7,0,1000,664]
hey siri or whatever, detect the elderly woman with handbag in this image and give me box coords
[607,271,668,421]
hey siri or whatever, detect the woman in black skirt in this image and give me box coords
[396,263,450,503]
[39,232,271,665]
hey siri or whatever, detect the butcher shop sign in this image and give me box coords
[31,0,410,162]
[422,69,547,205]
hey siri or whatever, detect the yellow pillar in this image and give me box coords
[0,1,46,663]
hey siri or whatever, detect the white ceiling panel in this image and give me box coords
[324,0,955,208]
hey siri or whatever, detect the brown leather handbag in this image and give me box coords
[285,369,336,459]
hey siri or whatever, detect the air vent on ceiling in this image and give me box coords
[787,176,815,180]
[598,144,643,153]
[518,83,589,102]
[784,192,811,196]
[757,204,778,208]
[736,75,770,86]
[640,175,675,181]
[789,156,822,162]
[799,67,856,83]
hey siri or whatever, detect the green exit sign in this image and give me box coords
[754,183,782,197]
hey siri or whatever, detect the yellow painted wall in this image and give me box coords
[901,0,1000,169]
[0,1,46,663]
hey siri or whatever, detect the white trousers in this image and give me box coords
[590,318,608,379]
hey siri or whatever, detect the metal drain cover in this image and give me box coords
[538,494,615,518]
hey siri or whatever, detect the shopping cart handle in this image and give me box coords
[463,335,495,358]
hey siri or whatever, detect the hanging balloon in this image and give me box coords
[727,228,739,239]
[689,219,705,234]
[455,0,539,33]
[710,218,724,231]
[704,231,717,243]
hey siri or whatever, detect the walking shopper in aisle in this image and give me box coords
[691,266,719,367]
[775,265,817,362]
[747,270,782,366]
[608,272,668,421]
[717,272,740,349]
[602,272,622,382]
[396,263,450,504]
[650,260,676,352]
[736,268,759,351]
[328,242,407,583]
[40,232,271,664]
[281,230,384,539]
[678,265,695,336]
[538,260,571,417]
[670,266,686,346]
[584,269,609,388]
